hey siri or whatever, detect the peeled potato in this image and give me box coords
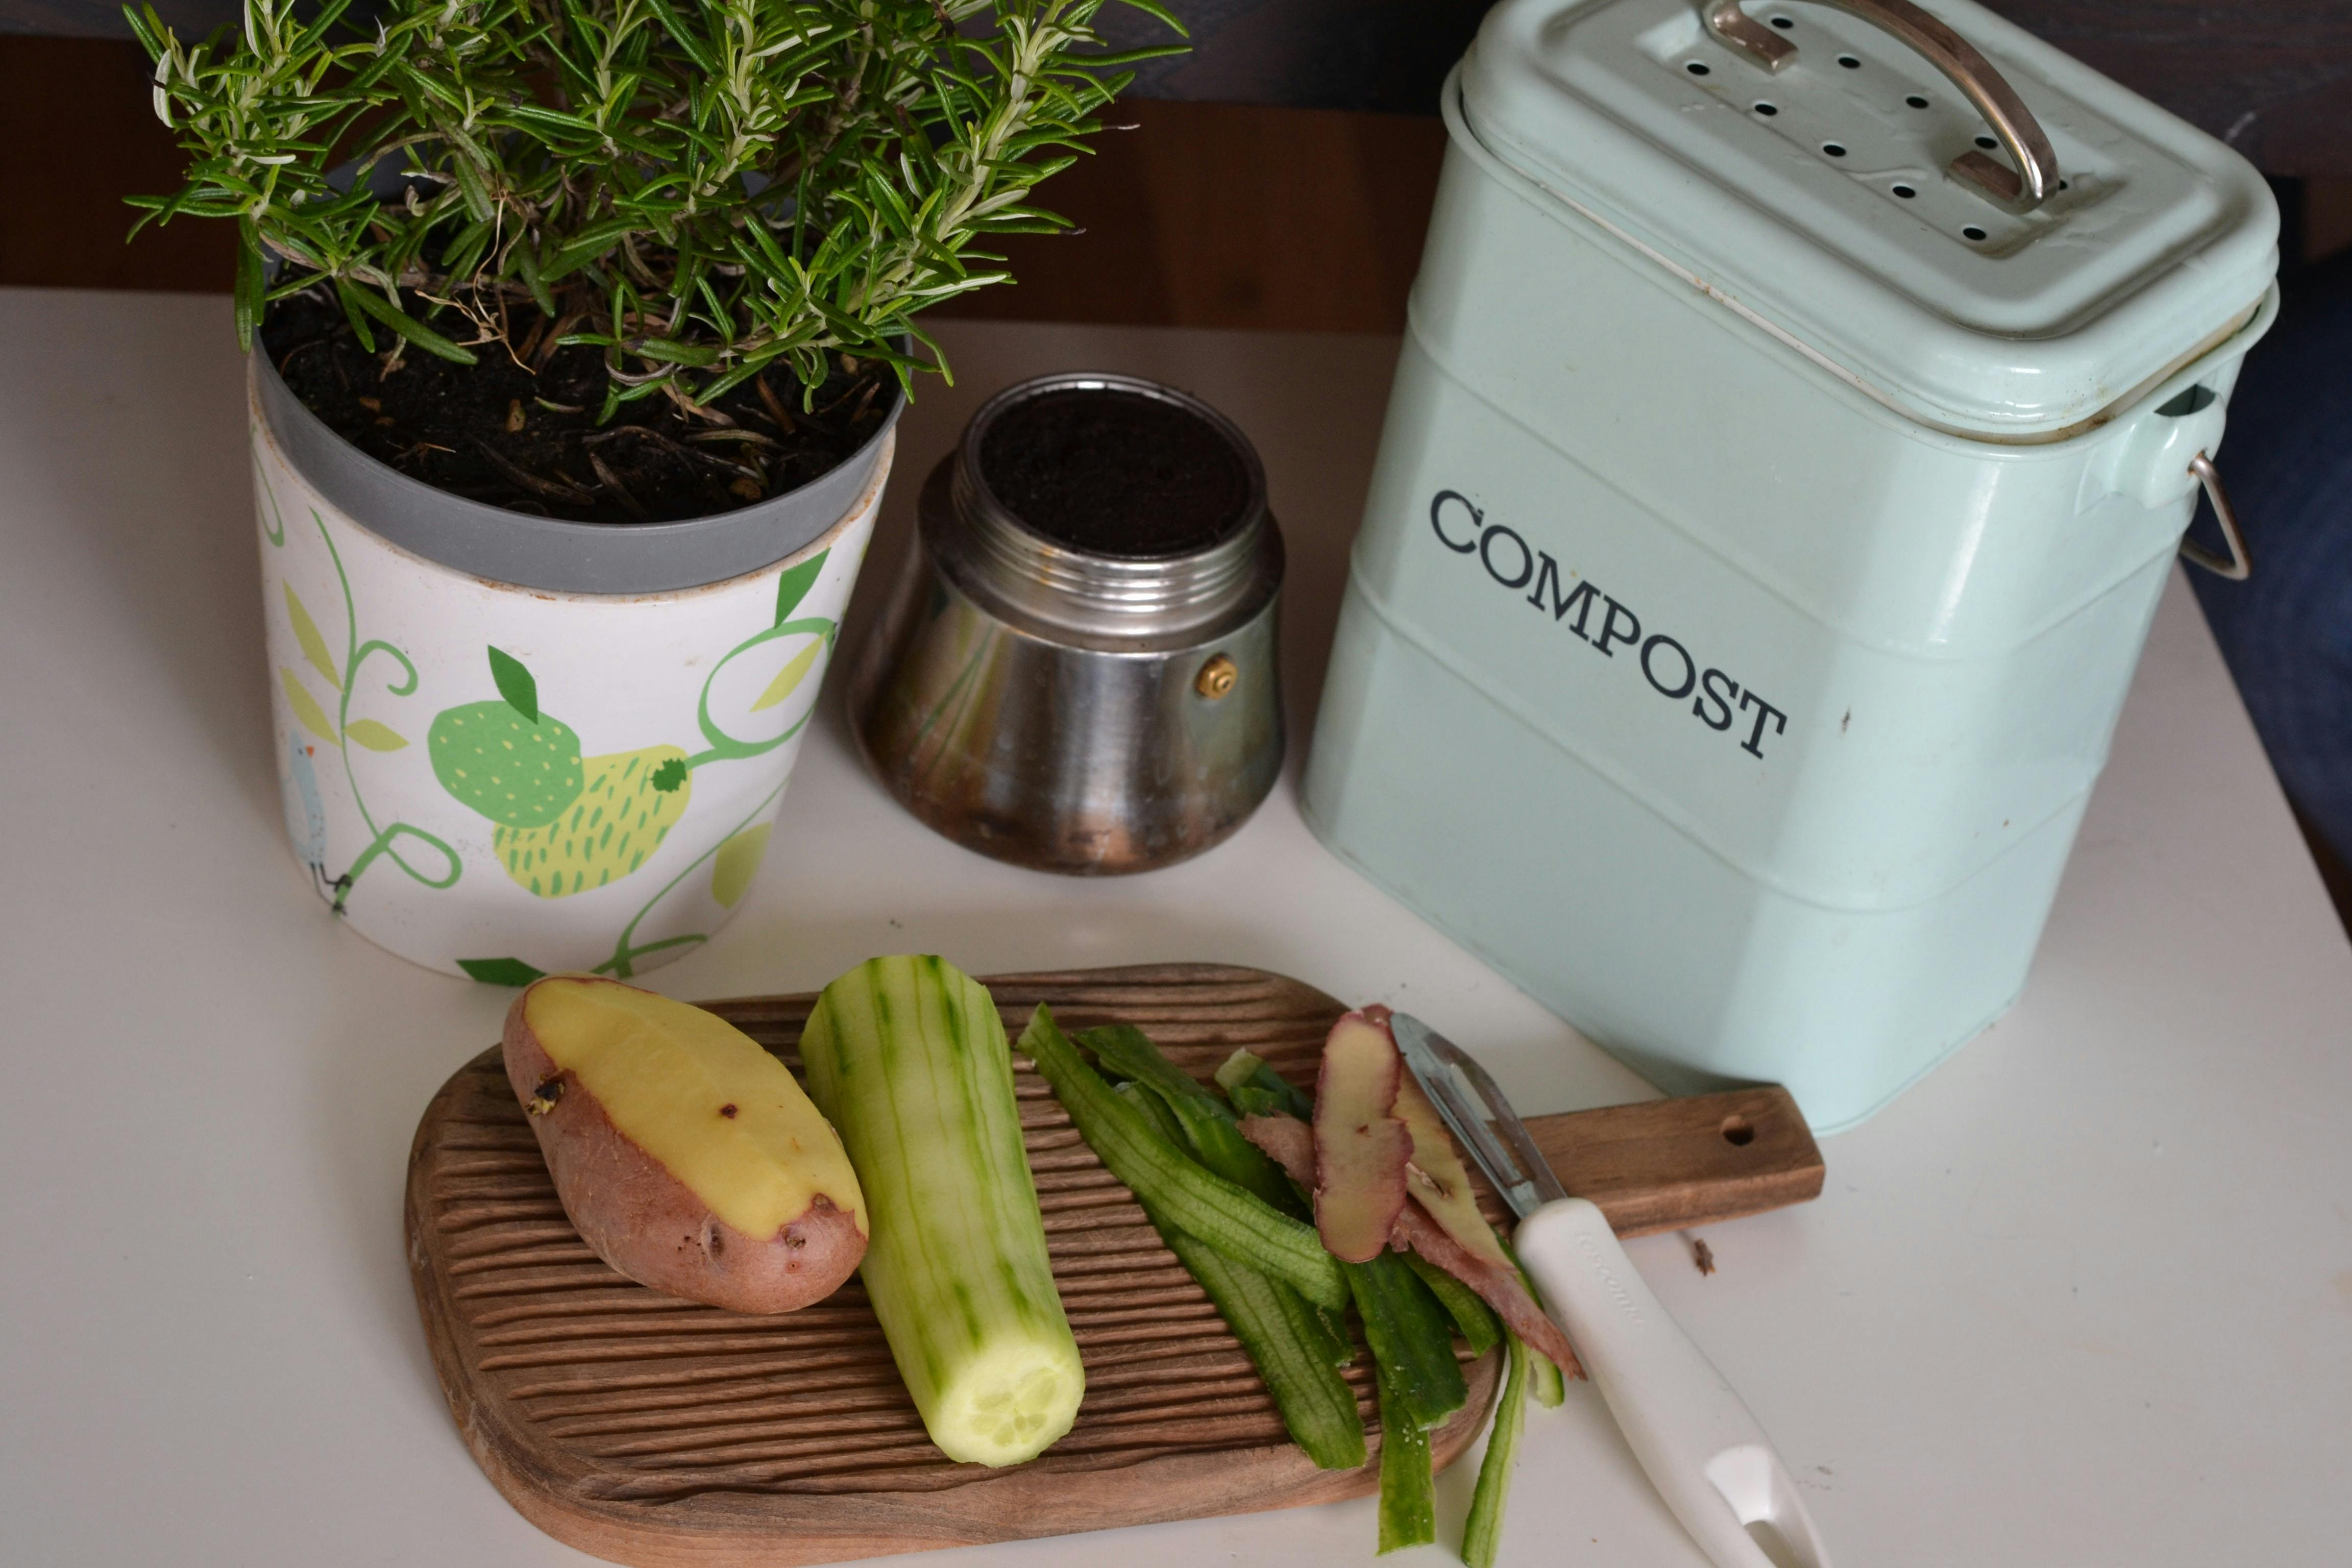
[503,975,867,1313]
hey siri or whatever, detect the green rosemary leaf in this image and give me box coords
[342,284,479,364]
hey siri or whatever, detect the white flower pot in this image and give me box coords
[249,354,897,982]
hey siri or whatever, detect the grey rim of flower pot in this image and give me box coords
[253,345,904,596]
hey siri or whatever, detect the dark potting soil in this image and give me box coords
[261,289,894,525]
[978,388,1254,558]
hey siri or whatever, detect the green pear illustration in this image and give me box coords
[430,647,693,899]
[427,648,585,830]
[430,559,834,916]
[491,745,692,897]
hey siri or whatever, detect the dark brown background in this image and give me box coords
[7,1,2349,176]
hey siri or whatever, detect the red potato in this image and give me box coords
[504,976,868,1314]
[1311,1010,1413,1262]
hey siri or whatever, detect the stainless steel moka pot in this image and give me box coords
[849,374,1285,874]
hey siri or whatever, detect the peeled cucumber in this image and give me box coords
[799,957,1083,1466]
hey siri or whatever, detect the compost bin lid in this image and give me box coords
[1457,0,2278,437]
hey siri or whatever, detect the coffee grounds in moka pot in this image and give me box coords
[978,388,1253,558]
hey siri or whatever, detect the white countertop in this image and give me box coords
[4,288,2347,1567]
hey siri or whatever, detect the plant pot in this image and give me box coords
[249,350,900,981]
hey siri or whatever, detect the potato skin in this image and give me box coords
[503,996,866,1314]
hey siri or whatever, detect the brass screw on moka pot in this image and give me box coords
[1195,654,1239,700]
[849,374,1285,874]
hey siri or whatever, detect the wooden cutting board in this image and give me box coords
[405,964,1823,1568]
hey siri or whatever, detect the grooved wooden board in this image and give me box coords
[405,964,1823,1568]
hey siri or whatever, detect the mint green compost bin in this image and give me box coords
[1304,0,2280,1132]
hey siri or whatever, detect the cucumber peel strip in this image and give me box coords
[1528,1342,1567,1408]
[1497,1230,1570,1406]
[1089,1032,1354,1370]
[1018,1006,1348,1311]
[1081,1024,1300,1212]
[1194,1043,1557,1554]
[1216,1047,1313,1118]
[1374,1364,1437,1554]
[1345,1250,1468,1431]
[1406,1251,1502,1358]
[1115,1083,1366,1469]
[1159,1219,1369,1471]
[1463,1330,1532,1568]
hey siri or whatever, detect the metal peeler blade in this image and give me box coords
[1390,1011,1566,1219]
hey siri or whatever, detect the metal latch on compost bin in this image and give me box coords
[2092,383,2252,580]
[2179,453,2251,581]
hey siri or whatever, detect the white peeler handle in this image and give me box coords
[1513,1198,1832,1568]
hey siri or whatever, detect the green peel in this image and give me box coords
[1463,1331,1532,1568]
[1018,1006,1346,1311]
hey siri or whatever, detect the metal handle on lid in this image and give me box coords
[1703,0,2060,209]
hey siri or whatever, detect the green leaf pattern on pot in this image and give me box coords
[457,957,546,986]
[751,637,823,712]
[488,645,540,723]
[345,719,409,752]
[709,823,772,909]
[773,551,827,625]
[281,666,338,743]
[286,583,341,692]
[258,470,286,548]
[493,745,693,899]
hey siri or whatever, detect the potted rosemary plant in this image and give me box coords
[132,0,1174,981]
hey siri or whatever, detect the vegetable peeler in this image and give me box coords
[1390,1014,1832,1568]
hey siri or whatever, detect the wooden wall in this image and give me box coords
[0,36,1458,329]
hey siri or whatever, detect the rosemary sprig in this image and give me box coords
[128,0,1184,407]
